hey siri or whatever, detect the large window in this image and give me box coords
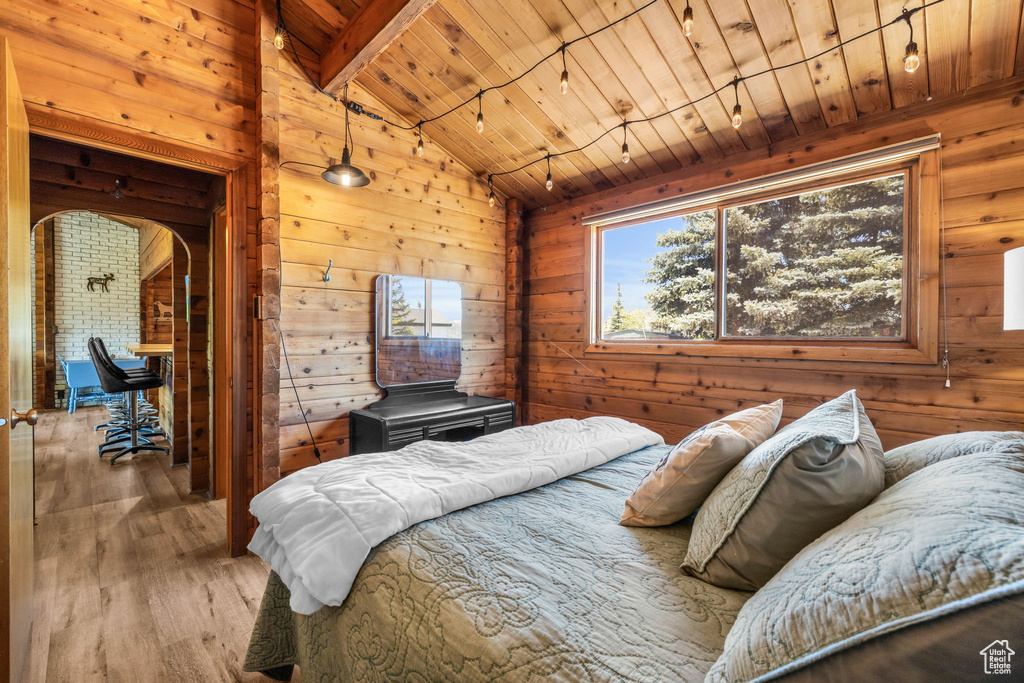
[589,148,937,364]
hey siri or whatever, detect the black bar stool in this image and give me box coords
[88,337,169,465]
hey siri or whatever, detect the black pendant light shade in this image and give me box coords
[322,147,370,187]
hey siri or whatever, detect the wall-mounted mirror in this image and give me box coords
[375,275,463,387]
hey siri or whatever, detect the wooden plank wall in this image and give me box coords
[32,218,54,409]
[141,264,173,346]
[139,224,174,281]
[522,77,1024,450]
[274,50,508,476]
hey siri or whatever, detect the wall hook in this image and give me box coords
[323,259,333,282]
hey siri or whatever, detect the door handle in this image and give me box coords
[11,408,38,429]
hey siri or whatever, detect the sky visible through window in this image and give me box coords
[397,276,463,321]
[601,216,683,321]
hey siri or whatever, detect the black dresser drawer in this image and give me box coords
[349,381,516,455]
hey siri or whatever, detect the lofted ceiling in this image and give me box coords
[289,0,1024,209]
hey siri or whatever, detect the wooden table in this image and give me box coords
[125,344,174,357]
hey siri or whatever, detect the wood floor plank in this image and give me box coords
[22,408,271,682]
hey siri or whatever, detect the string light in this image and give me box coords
[621,123,631,164]
[416,123,424,157]
[275,0,943,198]
[902,9,920,73]
[559,45,570,95]
[273,26,286,50]
[545,155,554,191]
[731,78,743,129]
[487,176,496,207]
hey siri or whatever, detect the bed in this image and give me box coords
[243,444,752,682]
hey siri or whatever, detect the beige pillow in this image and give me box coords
[681,390,884,591]
[619,400,783,527]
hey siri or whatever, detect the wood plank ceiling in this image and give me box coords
[289,0,1024,209]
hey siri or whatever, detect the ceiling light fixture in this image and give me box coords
[320,83,370,187]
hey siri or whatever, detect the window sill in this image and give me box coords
[584,341,937,365]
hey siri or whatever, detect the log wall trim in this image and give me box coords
[523,76,1024,450]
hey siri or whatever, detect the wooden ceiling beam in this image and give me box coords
[319,0,438,94]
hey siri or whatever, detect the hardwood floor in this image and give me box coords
[21,407,276,682]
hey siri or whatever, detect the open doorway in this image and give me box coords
[28,134,231,504]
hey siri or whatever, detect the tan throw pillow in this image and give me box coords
[619,400,783,528]
[681,390,884,591]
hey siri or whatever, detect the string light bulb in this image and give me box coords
[731,78,743,129]
[559,45,570,95]
[416,123,424,157]
[476,92,485,133]
[545,155,554,191]
[273,25,286,50]
[902,9,920,73]
[682,1,694,37]
[904,41,919,73]
[621,123,631,164]
[487,176,496,207]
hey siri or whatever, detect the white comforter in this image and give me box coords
[248,417,664,614]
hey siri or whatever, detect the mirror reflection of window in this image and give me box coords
[387,276,462,340]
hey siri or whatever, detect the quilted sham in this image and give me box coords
[706,448,1024,682]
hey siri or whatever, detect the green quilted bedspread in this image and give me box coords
[244,445,751,682]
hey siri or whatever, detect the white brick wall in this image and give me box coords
[51,212,140,405]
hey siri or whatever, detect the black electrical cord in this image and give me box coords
[488,0,944,181]
[276,0,942,201]
[272,246,322,463]
[275,0,661,131]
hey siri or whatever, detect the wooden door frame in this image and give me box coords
[25,108,253,556]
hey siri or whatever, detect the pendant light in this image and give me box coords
[545,155,554,191]
[322,83,370,188]
[476,92,485,133]
[487,176,496,207]
[682,1,694,37]
[416,123,425,157]
[621,122,631,164]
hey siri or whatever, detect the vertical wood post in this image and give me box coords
[171,239,190,466]
[504,198,524,424]
[255,0,282,490]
